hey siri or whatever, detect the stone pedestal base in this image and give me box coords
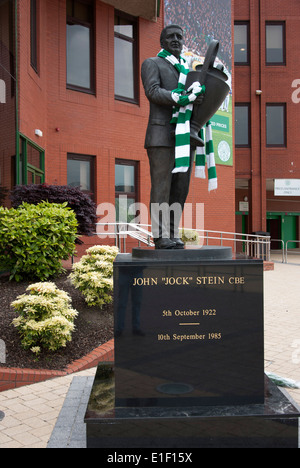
[85,364,299,449]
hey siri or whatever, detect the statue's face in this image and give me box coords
[161,27,184,58]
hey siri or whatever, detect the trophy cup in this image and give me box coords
[186,40,230,148]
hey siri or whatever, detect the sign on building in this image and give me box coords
[274,179,300,196]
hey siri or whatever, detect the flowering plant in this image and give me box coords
[179,228,200,245]
[11,282,78,354]
[69,245,119,308]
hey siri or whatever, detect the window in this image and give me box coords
[0,80,5,103]
[66,0,94,93]
[114,12,138,103]
[19,134,45,185]
[30,0,38,72]
[67,154,95,198]
[235,104,250,147]
[266,104,286,147]
[115,160,138,222]
[266,22,285,65]
[234,22,250,65]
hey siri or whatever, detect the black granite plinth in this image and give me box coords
[84,364,300,448]
[113,254,264,407]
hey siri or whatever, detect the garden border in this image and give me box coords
[0,339,114,392]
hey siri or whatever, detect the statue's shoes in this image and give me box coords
[154,238,177,250]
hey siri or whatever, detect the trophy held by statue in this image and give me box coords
[186,40,230,148]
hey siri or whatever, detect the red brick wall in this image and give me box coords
[235,0,300,232]
[17,0,236,251]
[0,0,16,203]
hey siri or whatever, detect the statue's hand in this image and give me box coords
[171,82,205,107]
[187,81,202,95]
[186,81,205,105]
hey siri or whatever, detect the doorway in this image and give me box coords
[267,213,299,250]
[267,216,281,249]
[283,216,297,249]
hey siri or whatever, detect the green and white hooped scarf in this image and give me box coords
[157,49,218,192]
[195,122,218,192]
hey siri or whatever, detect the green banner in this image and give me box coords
[164,0,233,166]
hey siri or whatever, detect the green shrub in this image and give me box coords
[0,201,78,281]
[11,282,78,354]
[11,184,97,237]
[69,245,119,308]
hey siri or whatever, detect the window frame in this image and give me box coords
[235,103,251,148]
[66,0,95,94]
[114,11,139,104]
[266,103,287,148]
[234,21,250,66]
[265,21,286,66]
[67,153,96,200]
[30,0,39,73]
[19,133,45,185]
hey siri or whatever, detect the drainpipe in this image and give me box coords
[15,0,20,185]
[258,0,266,232]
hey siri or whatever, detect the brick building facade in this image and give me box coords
[234,0,300,249]
[0,0,236,253]
[1,0,300,252]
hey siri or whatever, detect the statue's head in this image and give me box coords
[160,25,184,59]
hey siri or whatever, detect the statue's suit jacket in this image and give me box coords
[141,56,180,149]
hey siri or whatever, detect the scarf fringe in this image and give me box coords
[208,178,218,192]
[194,123,217,191]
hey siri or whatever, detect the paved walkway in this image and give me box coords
[0,255,299,448]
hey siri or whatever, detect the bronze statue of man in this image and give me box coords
[141,25,203,250]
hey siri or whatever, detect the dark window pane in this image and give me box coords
[114,18,133,39]
[68,158,91,190]
[266,24,284,64]
[234,24,249,64]
[266,105,285,146]
[67,23,91,88]
[114,37,134,99]
[114,12,137,102]
[235,105,249,146]
[115,164,135,193]
[114,14,134,38]
[30,0,38,72]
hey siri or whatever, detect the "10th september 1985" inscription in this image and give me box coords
[158,333,222,342]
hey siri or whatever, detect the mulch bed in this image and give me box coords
[0,272,114,371]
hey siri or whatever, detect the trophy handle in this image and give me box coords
[197,40,220,84]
